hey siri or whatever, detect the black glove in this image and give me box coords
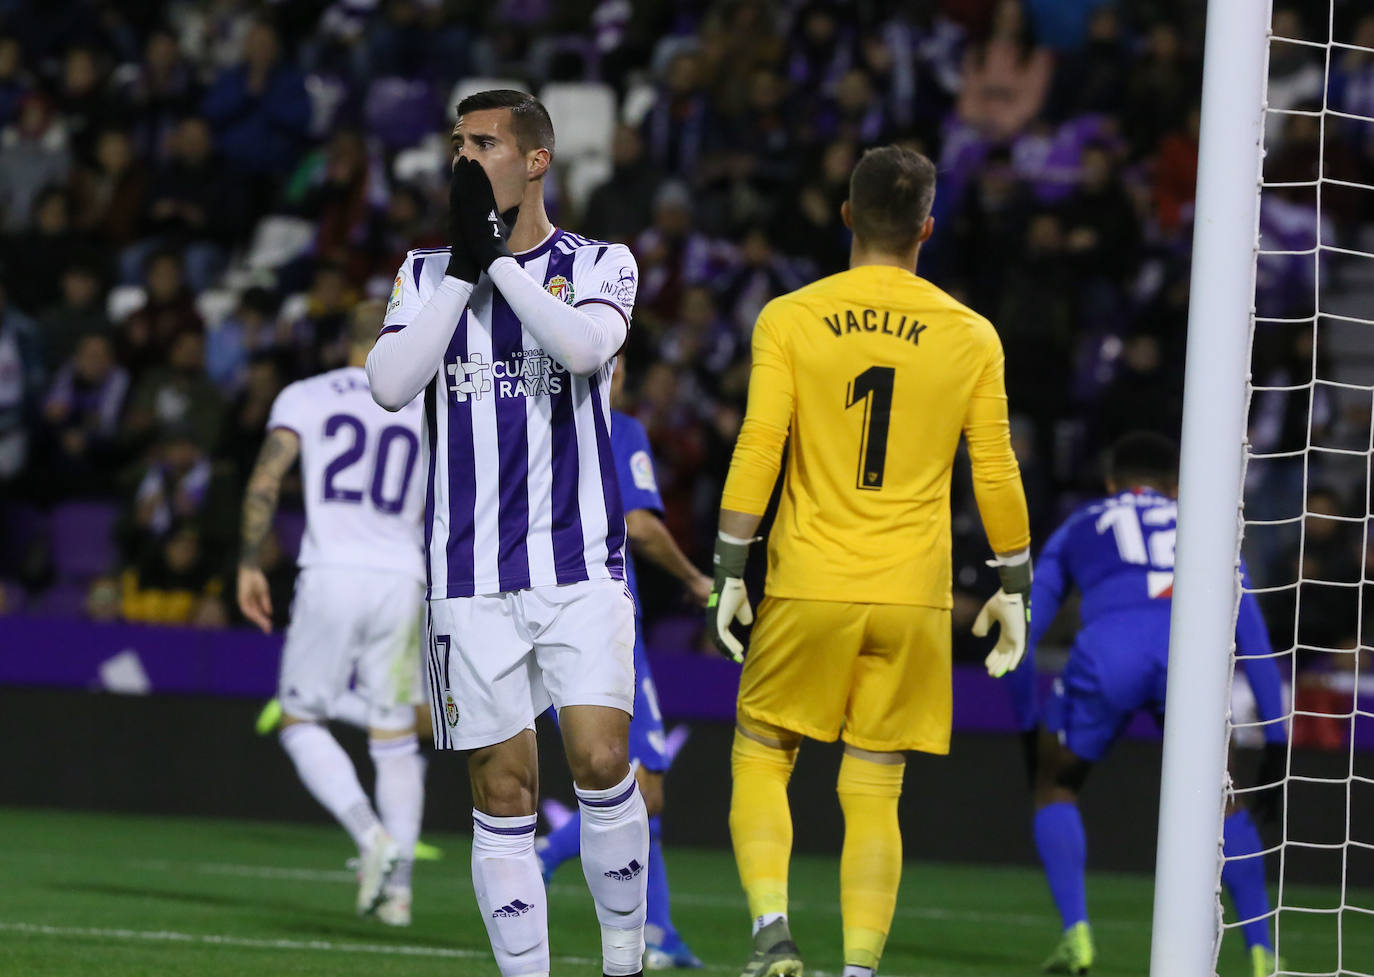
[1250,741,1287,824]
[445,160,480,283]
[451,156,513,271]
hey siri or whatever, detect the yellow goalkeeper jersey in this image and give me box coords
[720,263,1030,608]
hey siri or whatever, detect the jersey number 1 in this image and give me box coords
[845,366,895,490]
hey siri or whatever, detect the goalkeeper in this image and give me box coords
[1004,432,1286,977]
[708,145,1032,977]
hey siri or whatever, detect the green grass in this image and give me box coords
[0,806,1364,976]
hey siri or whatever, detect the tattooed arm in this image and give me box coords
[237,427,301,633]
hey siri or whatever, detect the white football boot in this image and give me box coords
[355,826,401,916]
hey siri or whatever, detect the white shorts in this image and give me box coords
[425,578,636,751]
[279,566,425,732]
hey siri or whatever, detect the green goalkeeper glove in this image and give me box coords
[708,533,755,663]
[973,554,1033,678]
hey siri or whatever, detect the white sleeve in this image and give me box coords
[382,256,425,333]
[266,382,308,436]
[572,243,638,328]
[367,275,474,410]
[487,255,629,377]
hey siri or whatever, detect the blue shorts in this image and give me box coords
[628,635,668,773]
[1044,617,1169,763]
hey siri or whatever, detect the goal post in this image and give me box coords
[1149,0,1273,974]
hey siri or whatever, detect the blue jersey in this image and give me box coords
[609,409,670,771]
[609,410,665,605]
[1010,488,1285,744]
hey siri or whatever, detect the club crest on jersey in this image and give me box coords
[444,691,459,728]
[545,274,574,305]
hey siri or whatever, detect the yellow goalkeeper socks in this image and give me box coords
[729,729,799,920]
[837,751,906,971]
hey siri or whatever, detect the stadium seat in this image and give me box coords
[245,216,316,272]
[364,76,439,150]
[49,501,119,582]
[106,285,147,324]
[448,77,528,119]
[540,82,616,161]
[564,155,612,217]
[393,132,448,186]
[195,288,239,330]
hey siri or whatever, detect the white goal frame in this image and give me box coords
[1148,0,1274,974]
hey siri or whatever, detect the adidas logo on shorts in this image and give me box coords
[492,899,534,918]
[603,859,643,881]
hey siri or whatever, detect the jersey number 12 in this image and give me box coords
[845,365,895,491]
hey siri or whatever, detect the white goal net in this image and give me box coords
[1228,1,1374,974]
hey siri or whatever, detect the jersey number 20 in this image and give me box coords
[845,365,895,491]
[321,413,419,514]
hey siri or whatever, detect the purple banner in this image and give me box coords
[2,614,1368,750]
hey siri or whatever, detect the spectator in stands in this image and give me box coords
[131,115,245,290]
[0,280,41,488]
[955,0,1053,143]
[122,330,222,452]
[286,127,388,274]
[716,225,809,334]
[280,261,357,376]
[375,181,442,275]
[582,124,665,243]
[42,332,129,497]
[205,287,281,395]
[633,180,725,324]
[218,352,286,481]
[1329,14,1374,157]
[55,44,113,162]
[122,424,211,549]
[1152,103,1200,239]
[119,27,203,163]
[37,260,108,373]
[121,249,204,376]
[1123,21,1198,158]
[2,186,81,315]
[1058,141,1142,299]
[120,519,227,627]
[785,3,853,94]
[0,94,71,234]
[640,48,712,177]
[72,127,149,248]
[1047,4,1129,120]
[201,18,310,187]
[0,33,32,129]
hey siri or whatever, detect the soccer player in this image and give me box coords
[537,357,711,970]
[237,299,427,926]
[365,90,649,977]
[709,145,1033,977]
[1007,432,1285,976]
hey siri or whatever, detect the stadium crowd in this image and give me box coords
[0,0,1371,677]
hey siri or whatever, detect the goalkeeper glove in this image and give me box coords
[973,554,1033,678]
[708,532,754,663]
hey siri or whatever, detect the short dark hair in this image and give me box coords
[848,145,937,252]
[456,89,555,158]
[1107,431,1179,486]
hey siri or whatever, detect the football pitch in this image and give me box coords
[0,807,1366,977]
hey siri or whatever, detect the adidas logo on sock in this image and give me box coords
[603,859,643,881]
[492,899,534,918]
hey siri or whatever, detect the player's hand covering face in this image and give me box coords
[444,160,481,283]
[450,156,513,271]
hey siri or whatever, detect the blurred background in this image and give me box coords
[1,0,1373,906]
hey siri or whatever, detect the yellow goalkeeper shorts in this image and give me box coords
[736,597,952,755]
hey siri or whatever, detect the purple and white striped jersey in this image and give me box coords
[381,228,639,599]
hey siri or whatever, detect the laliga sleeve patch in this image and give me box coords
[387,273,404,314]
[630,450,657,492]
